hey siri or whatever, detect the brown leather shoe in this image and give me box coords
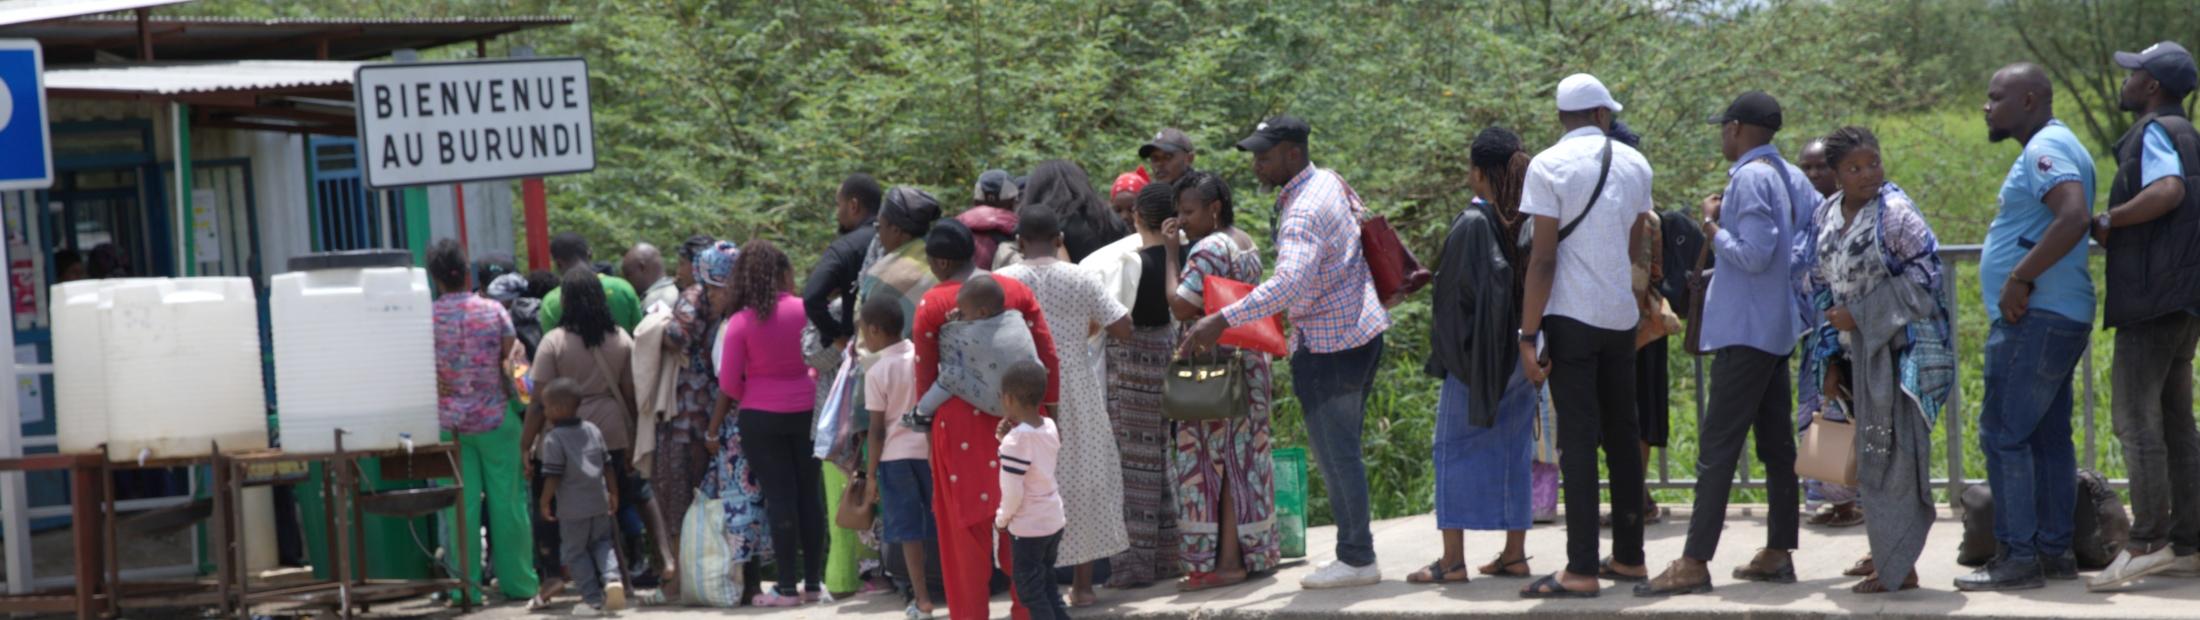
[1732,549,1797,583]
[1632,559,1712,597]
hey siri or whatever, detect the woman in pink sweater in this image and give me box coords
[711,240,822,606]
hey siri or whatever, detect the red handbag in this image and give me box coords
[1360,214,1430,307]
[1202,275,1289,357]
[1339,180,1429,308]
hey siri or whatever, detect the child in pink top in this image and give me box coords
[860,297,937,618]
[994,360,1067,619]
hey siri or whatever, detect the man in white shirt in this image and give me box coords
[1515,73,1659,599]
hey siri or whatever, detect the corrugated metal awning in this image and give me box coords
[0,14,572,63]
[0,0,190,28]
[44,59,363,96]
[44,60,366,135]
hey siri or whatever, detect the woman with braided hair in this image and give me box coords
[1410,126,1542,585]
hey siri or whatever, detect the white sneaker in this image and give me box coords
[2164,553,2200,578]
[571,602,603,617]
[2088,547,2178,591]
[1299,560,1382,589]
[603,580,628,611]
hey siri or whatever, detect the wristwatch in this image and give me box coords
[1518,329,1539,344]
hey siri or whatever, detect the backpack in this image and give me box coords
[1656,209,1707,315]
[1955,468,2130,569]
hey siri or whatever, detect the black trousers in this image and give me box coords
[1545,316,1645,576]
[1011,531,1068,620]
[1682,346,1799,561]
[738,408,828,594]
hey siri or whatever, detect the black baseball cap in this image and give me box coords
[1138,128,1195,158]
[1706,91,1783,131]
[2116,41,2197,96]
[1234,116,1310,153]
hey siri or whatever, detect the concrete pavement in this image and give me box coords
[413,507,2200,619]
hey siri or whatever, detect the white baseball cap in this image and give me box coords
[1555,73,1623,113]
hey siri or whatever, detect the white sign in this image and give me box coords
[191,188,221,263]
[13,345,39,425]
[354,57,594,188]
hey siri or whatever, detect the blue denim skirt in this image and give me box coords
[1433,368,1537,531]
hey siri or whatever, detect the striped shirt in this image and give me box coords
[1220,164,1390,354]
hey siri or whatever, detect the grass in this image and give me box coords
[1273,102,2139,526]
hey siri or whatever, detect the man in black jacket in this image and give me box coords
[2087,40,2200,592]
[806,173,884,351]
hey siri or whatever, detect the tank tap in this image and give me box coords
[400,433,415,455]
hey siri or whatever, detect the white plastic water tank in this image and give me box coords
[100,278,269,460]
[51,279,136,454]
[271,253,440,454]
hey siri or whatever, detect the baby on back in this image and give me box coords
[910,275,1042,430]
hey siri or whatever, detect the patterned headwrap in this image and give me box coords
[485,272,530,302]
[695,240,741,288]
[1112,169,1151,198]
[878,186,943,236]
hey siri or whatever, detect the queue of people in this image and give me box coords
[416,39,2200,617]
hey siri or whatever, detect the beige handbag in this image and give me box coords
[1796,401,1859,487]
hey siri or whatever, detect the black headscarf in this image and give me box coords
[880,186,943,237]
[1017,160,1129,262]
[925,219,977,262]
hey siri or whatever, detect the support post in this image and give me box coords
[523,179,548,270]
[403,187,430,266]
[0,217,27,595]
[174,102,196,276]
[452,185,469,253]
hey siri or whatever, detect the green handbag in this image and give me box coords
[1162,351,1250,421]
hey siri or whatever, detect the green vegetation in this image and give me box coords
[185,0,2195,523]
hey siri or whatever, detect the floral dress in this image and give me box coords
[998,258,1132,566]
[667,287,768,562]
[432,292,514,433]
[1172,232,1281,575]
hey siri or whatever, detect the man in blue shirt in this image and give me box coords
[1638,91,1819,597]
[2087,41,2199,592]
[1957,63,2099,593]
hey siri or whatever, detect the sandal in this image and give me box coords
[525,595,554,612]
[1520,573,1598,599]
[1598,557,1647,583]
[1844,556,1876,577]
[1850,572,1919,594]
[1818,503,1866,528]
[1408,559,1470,584]
[1177,571,1246,592]
[1480,554,1533,579]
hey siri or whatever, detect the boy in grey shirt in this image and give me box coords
[538,378,625,615]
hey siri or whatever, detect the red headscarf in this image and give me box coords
[1111,168,1151,198]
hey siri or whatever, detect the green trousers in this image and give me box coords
[442,403,539,602]
[821,466,873,594]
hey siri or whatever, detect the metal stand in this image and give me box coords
[0,433,471,618]
[213,430,470,618]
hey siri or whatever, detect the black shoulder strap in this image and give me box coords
[1557,138,1615,244]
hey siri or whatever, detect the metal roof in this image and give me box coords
[0,0,191,28]
[0,14,572,63]
[44,60,362,97]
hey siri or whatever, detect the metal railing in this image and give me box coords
[1639,243,2113,506]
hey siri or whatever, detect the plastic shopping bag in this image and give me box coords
[1273,447,1309,558]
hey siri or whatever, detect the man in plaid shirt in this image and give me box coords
[1181,115,1392,590]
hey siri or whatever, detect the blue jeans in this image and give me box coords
[1290,334,1385,567]
[1981,310,2090,562]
